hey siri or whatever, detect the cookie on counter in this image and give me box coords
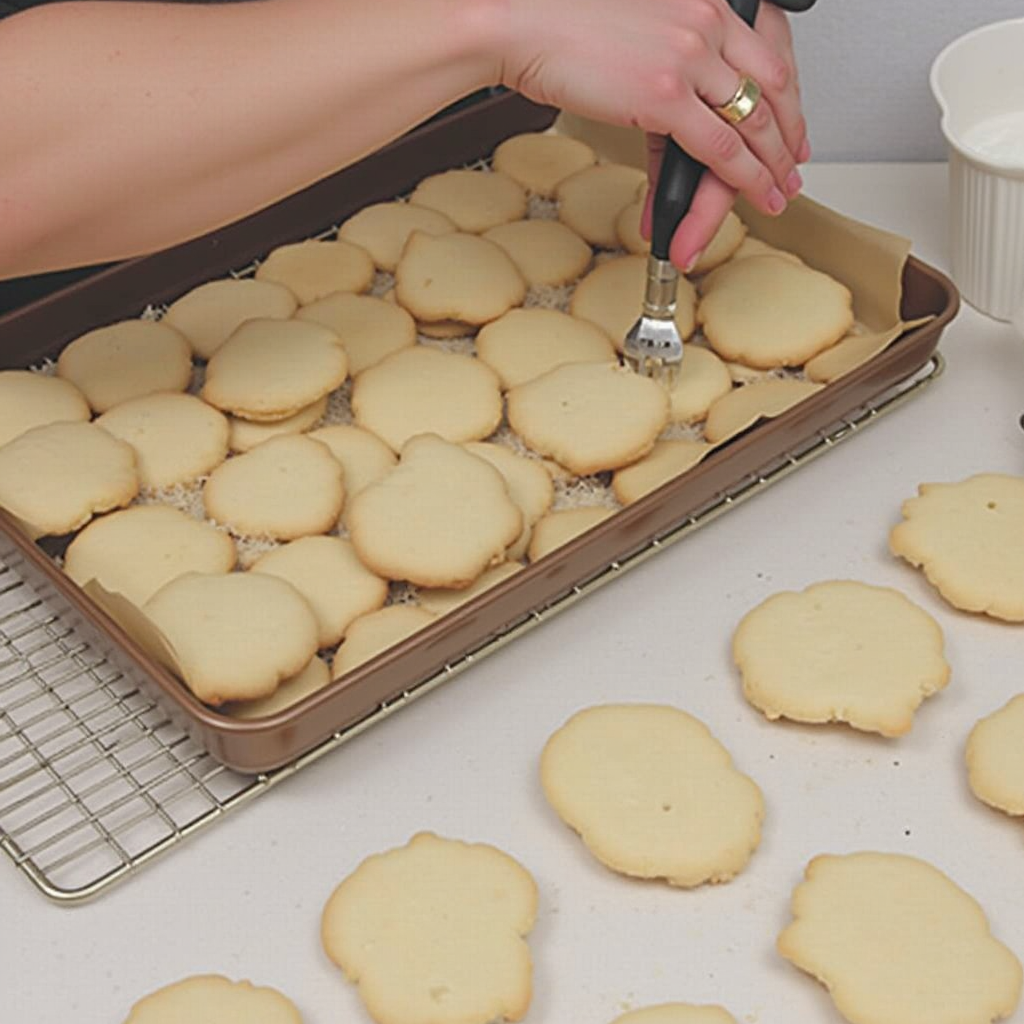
[338,200,456,272]
[0,370,90,449]
[321,832,537,1024]
[122,974,303,1023]
[556,163,648,248]
[481,219,592,287]
[64,505,236,607]
[612,439,713,505]
[778,852,1022,1024]
[255,238,374,305]
[330,604,437,679]
[966,693,1024,818]
[541,704,764,887]
[409,168,527,233]
[889,473,1024,622]
[57,319,193,413]
[492,131,597,197]
[608,1004,738,1024]
[733,580,950,737]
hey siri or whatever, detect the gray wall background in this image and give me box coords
[790,0,1024,160]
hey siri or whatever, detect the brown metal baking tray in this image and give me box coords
[0,92,960,774]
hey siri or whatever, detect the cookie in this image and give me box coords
[395,231,526,326]
[609,1005,738,1024]
[612,439,713,505]
[507,362,670,475]
[56,319,192,413]
[541,704,764,886]
[729,235,804,265]
[481,219,592,287]
[492,132,597,197]
[0,370,90,449]
[162,277,298,360]
[223,655,331,719]
[805,327,903,384]
[665,345,733,424]
[250,536,388,648]
[528,507,616,562]
[889,473,1024,622]
[65,505,236,607]
[227,396,327,454]
[203,434,344,540]
[348,434,522,588]
[296,292,416,375]
[201,318,347,422]
[614,198,647,256]
[570,255,697,351]
[254,238,375,305]
[703,379,823,444]
[966,694,1024,817]
[697,255,854,368]
[307,424,397,523]
[688,212,747,274]
[415,318,475,340]
[338,201,456,272]
[733,580,950,737]
[556,163,648,248]
[122,974,303,1024]
[143,571,319,705]
[418,562,524,617]
[0,422,138,537]
[409,169,527,233]
[778,852,1022,1024]
[351,346,502,453]
[330,605,437,678]
[475,308,615,390]
[96,392,230,488]
[321,832,537,1024]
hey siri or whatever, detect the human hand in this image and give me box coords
[499,0,808,268]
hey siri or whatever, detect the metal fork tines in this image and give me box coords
[623,255,684,387]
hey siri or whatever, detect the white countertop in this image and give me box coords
[4,162,1024,1024]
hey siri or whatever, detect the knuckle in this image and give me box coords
[745,102,773,134]
[764,55,791,93]
[647,67,687,105]
[707,123,743,163]
[674,27,709,63]
[689,0,723,37]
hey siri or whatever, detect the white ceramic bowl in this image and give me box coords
[931,18,1024,320]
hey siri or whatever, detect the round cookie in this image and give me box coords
[224,655,331,720]
[296,292,416,375]
[122,974,303,1024]
[409,169,527,233]
[56,319,192,413]
[143,571,320,705]
[348,434,522,589]
[254,238,375,305]
[307,424,397,522]
[889,473,1024,622]
[331,605,437,678]
[203,434,344,540]
[64,505,236,607]
[778,852,1023,1024]
[614,198,647,256]
[476,308,615,389]
[0,421,138,537]
[395,231,526,327]
[250,536,388,648]
[227,396,327,454]
[338,201,456,272]
[162,277,298,360]
[0,370,90,449]
[96,392,230,488]
[570,255,697,351]
[697,255,854,368]
[703,379,824,444]
[556,163,648,248]
[666,345,733,424]
[418,562,524,617]
[541,704,765,887]
[507,362,670,475]
[689,211,747,274]
[966,694,1024,817]
[482,220,592,287]
[609,1005,738,1024]
[321,832,537,1024]
[612,440,714,505]
[733,580,951,737]
[492,132,597,197]
[528,507,615,562]
[201,318,347,422]
[351,346,502,453]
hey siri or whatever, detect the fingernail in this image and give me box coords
[682,249,705,273]
[768,187,787,215]
[798,137,811,163]
[785,169,803,197]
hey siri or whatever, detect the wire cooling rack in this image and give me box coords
[0,355,944,905]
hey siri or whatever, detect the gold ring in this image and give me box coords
[713,75,762,125]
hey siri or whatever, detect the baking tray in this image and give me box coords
[0,92,960,780]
